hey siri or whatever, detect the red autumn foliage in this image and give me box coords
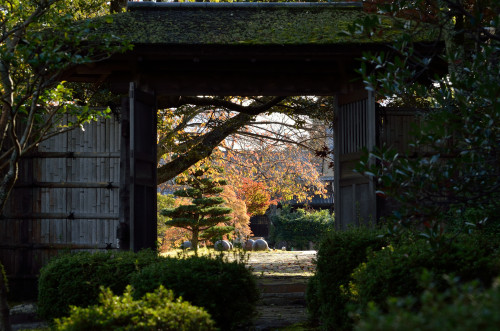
[236,178,274,217]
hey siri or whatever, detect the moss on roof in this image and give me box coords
[94,5,436,46]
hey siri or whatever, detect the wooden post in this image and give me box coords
[0,262,11,331]
[118,95,131,250]
[119,82,157,252]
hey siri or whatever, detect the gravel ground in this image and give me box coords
[244,250,317,277]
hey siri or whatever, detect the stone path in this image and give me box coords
[244,250,316,330]
[245,250,316,277]
[9,303,47,331]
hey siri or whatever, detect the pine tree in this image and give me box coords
[161,166,233,255]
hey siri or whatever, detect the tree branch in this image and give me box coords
[167,96,287,115]
[157,112,255,183]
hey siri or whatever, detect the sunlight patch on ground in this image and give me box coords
[160,249,317,277]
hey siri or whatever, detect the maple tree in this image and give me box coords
[211,144,327,203]
[157,97,333,203]
[236,179,272,217]
[156,96,334,191]
[220,185,252,241]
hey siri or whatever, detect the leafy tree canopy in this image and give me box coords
[157,96,333,202]
[0,0,130,212]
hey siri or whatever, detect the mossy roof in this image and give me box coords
[96,2,436,46]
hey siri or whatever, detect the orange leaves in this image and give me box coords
[236,179,272,217]
[220,185,252,239]
[211,142,327,203]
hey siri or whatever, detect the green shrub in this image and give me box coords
[270,206,334,249]
[355,276,500,331]
[306,226,387,330]
[38,250,160,321]
[130,255,259,331]
[350,234,500,313]
[54,285,216,331]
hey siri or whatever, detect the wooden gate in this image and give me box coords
[334,90,376,229]
[118,83,157,252]
[0,114,121,297]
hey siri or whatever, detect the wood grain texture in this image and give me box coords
[1,114,121,288]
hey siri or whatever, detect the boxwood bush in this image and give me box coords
[129,255,259,331]
[54,285,216,331]
[306,226,387,330]
[38,250,160,321]
[350,234,500,313]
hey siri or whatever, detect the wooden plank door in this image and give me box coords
[334,90,376,229]
[120,82,157,252]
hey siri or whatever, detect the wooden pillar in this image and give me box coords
[118,94,131,250]
[119,82,157,251]
[334,90,376,229]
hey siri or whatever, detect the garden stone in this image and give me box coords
[244,239,255,251]
[276,241,287,251]
[214,240,231,251]
[253,239,269,251]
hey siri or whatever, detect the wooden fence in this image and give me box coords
[0,114,121,298]
[377,108,424,154]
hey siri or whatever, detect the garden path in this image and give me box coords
[241,250,317,330]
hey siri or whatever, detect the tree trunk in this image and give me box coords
[0,152,19,215]
[0,107,9,152]
[0,263,11,331]
[191,228,200,256]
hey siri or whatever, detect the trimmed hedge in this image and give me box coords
[306,226,387,330]
[54,285,216,331]
[356,277,500,331]
[270,207,334,250]
[37,250,160,321]
[349,234,500,312]
[39,250,259,330]
[130,255,259,331]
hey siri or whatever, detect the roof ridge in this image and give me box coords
[127,1,363,10]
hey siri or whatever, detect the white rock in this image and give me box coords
[214,240,231,251]
[252,239,269,251]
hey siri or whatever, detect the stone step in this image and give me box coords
[257,277,308,293]
[256,278,308,307]
[260,292,306,306]
[258,282,307,294]
[253,305,308,330]
[9,303,48,331]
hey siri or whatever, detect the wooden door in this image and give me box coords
[334,90,376,229]
[120,83,157,252]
